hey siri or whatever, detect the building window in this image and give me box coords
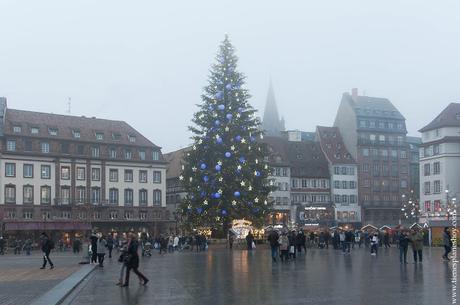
[109,211,118,219]
[139,150,146,161]
[23,211,33,219]
[125,149,132,160]
[109,188,119,204]
[76,167,86,180]
[128,135,136,143]
[23,164,33,178]
[60,186,70,204]
[124,170,133,182]
[93,211,101,219]
[400,150,407,159]
[23,139,32,151]
[41,165,51,179]
[433,180,441,194]
[153,171,161,183]
[41,142,50,153]
[333,167,340,175]
[124,189,133,206]
[77,145,85,155]
[5,163,16,177]
[73,130,81,138]
[109,148,117,158]
[6,185,17,204]
[139,189,148,206]
[95,132,104,140]
[41,186,51,204]
[362,148,369,157]
[433,162,440,175]
[400,180,408,188]
[424,164,430,176]
[23,185,34,204]
[124,211,134,220]
[48,128,58,136]
[91,168,100,181]
[424,201,431,212]
[334,181,340,189]
[139,211,147,220]
[13,126,21,133]
[91,187,101,204]
[61,166,70,180]
[76,186,86,203]
[6,140,16,151]
[139,170,148,183]
[342,181,347,189]
[60,143,69,154]
[359,120,366,128]
[282,168,288,176]
[424,182,431,195]
[31,127,39,134]
[153,190,162,205]
[109,169,118,182]
[152,151,160,161]
[112,133,121,141]
[91,146,100,158]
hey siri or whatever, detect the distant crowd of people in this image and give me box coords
[265,226,454,264]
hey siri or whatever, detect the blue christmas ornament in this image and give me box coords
[238,107,244,113]
[221,209,227,215]
[214,120,220,126]
[200,163,207,170]
[216,137,223,144]
[215,91,223,100]
[225,152,231,158]
[218,104,225,111]
[255,171,261,177]
[234,191,241,197]
[214,193,221,199]
[203,175,209,182]
[196,207,203,214]
[208,105,214,111]
[235,135,242,142]
[239,157,245,163]
[250,136,256,142]
[225,84,232,90]
[226,113,233,120]
[215,165,221,171]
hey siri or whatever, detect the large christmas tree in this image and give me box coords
[180,35,273,233]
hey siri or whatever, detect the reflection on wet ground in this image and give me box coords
[66,246,452,305]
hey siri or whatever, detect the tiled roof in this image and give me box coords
[344,93,405,120]
[164,147,190,179]
[419,103,460,132]
[287,141,330,178]
[261,136,290,166]
[4,109,159,148]
[316,126,355,165]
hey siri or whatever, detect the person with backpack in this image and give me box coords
[40,232,54,269]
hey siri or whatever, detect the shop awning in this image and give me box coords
[4,221,92,231]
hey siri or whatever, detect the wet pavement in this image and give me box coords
[0,251,85,305]
[64,246,454,305]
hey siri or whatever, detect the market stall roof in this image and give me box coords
[410,223,423,229]
[361,224,378,231]
[380,225,392,230]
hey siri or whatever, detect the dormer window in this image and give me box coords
[456,112,460,120]
[73,130,81,138]
[112,133,121,141]
[31,127,39,134]
[95,132,104,140]
[48,128,58,136]
[128,135,136,143]
[334,153,341,159]
[152,150,160,161]
[13,126,21,133]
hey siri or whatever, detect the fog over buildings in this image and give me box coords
[1,0,459,152]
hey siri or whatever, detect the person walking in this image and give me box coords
[279,232,289,262]
[173,235,179,252]
[267,230,279,263]
[409,229,423,263]
[24,238,32,256]
[107,234,114,259]
[296,230,306,255]
[90,232,98,264]
[40,232,54,269]
[339,231,346,254]
[228,233,234,250]
[96,234,107,267]
[398,231,409,264]
[344,230,353,254]
[442,227,453,261]
[370,232,379,256]
[383,231,391,248]
[122,232,149,287]
[0,237,5,255]
[246,231,254,251]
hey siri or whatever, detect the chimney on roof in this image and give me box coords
[351,88,358,100]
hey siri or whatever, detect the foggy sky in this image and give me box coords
[1,0,459,153]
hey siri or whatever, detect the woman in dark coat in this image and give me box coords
[123,232,149,287]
